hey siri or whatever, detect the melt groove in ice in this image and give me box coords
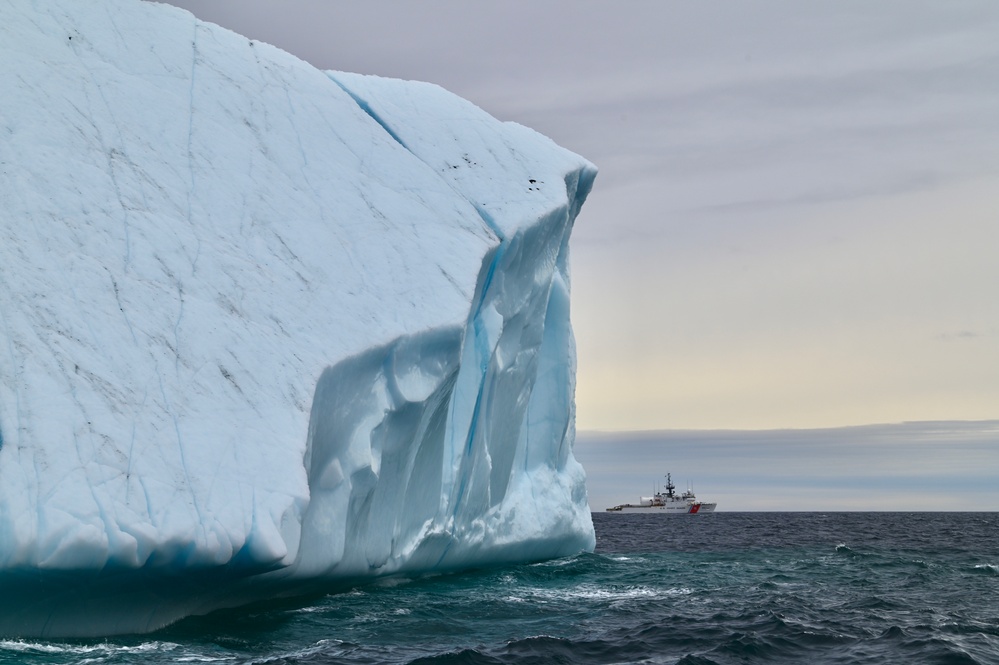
[0,0,595,637]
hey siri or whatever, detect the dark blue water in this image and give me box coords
[2,513,997,664]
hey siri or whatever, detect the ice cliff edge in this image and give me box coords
[0,0,595,636]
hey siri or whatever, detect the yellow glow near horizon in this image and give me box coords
[571,176,999,431]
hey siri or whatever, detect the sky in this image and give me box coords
[159,1,999,508]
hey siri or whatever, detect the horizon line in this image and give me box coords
[577,418,999,436]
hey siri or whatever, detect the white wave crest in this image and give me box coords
[517,583,691,604]
[0,640,179,656]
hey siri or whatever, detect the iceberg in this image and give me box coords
[0,0,595,637]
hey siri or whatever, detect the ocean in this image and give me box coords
[2,512,997,664]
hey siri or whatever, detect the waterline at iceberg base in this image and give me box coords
[0,0,595,637]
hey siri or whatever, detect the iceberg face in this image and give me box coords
[0,0,595,637]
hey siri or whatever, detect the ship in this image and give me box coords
[605,473,717,513]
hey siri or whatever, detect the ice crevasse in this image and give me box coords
[0,0,596,637]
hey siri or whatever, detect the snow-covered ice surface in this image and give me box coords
[0,0,595,637]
